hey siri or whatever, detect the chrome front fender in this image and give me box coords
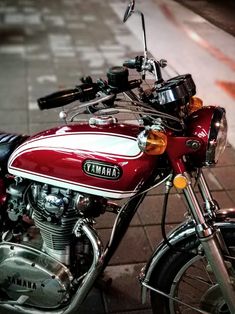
[140,216,235,304]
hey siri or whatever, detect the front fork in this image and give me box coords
[184,170,235,313]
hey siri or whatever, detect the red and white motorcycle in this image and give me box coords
[0,1,234,313]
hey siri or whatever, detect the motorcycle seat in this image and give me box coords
[0,133,28,172]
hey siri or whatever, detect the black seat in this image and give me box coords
[0,133,28,172]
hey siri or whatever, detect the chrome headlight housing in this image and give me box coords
[187,106,227,167]
[206,108,227,165]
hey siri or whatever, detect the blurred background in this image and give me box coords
[0,0,234,138]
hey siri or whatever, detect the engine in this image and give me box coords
[6,181,106,265]
[0,180,107,308]
[31,183,83,265]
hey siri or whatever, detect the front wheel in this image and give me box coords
[150,230,235,314]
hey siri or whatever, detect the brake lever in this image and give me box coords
[78,93,115,109]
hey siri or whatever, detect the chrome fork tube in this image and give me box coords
[183,183,207,228]
[197,170,220,214]
[184,180,235,313]
[197,170,230,255]
[197,171,214,204]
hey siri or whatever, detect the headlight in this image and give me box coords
[206,108,227,165]
[187,106,227,166]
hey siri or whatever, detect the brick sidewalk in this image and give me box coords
[1,0,235,313]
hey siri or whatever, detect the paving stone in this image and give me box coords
[217,145,235,166]
[0,81,28,110]
[79,288,105,314]
[29,122,62,134]
[211,190,235,208]
[28,108,62,124]
[145,224,179,251]
[103,264,151,313]
[0,123,29,134]
[4,13,25,24]
[226,190,235,208]
[211,166,235,190]
[96,211,141,229]
[201,168,223,191]
[55,75,82,88]
[0,56,26,78]
[138,194,187,226]
[0,109,28,126]
[99,226,152,265]
[27,63,55,78]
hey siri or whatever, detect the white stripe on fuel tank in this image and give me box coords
[8,132,141,165]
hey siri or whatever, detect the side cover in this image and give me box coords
[8,124,157,199]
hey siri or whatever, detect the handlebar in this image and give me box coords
[38,83,97,110]
[38,78,142,111]
[38,55,168,111]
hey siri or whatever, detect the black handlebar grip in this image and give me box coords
[38,88,81,110]
[37,84,97,110]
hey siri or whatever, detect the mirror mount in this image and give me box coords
[138,10,148,62]
[123,1,148,74]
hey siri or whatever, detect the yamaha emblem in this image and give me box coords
[83,160,122,180]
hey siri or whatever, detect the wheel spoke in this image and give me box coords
[170,256,218,313]
[190,261,214,285]
[199,259,215,285]
[183,273,213,286]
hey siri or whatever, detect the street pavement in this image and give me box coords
[0,0,235,313]
[175,0,235,37]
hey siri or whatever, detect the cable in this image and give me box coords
[161,183,175,251]
[161,180,197,255]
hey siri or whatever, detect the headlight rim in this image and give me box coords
[205,107,227,166]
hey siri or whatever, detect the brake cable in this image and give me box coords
[161,176,197,254]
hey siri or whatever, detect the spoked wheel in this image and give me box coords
[150,232,235,314]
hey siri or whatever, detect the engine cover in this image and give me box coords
[0,243,72,308]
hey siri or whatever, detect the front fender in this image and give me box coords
[140,217,235,304]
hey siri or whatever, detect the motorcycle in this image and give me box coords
[0,1,234,313]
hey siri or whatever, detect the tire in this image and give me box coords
[150,229,235,314]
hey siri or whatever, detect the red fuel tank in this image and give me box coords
[8,123,157,199]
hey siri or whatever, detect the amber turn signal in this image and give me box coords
[173,174,188,189]
[137,129,167,155]
[188,96,203,114]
